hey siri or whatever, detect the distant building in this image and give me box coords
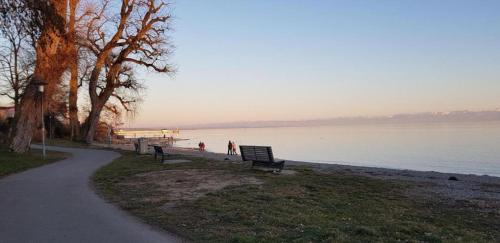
[0,106,15,121]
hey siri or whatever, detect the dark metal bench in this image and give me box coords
[239,145,285,172]
[153,145,167,162]
[134,142,139,153]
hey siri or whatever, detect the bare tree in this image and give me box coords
[80,0,174,143]
[0,23,33,112]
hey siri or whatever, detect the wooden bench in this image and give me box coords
[153,145,167,162]
[239,145,285,172]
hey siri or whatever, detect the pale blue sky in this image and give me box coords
[113,1,500,126]
[1,1,498,128]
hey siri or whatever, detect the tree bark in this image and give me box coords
[84,81,115,144]
[13,89,19,112]
[84,100,105,144]
[9,84,40,152]
[9,0,68,153]
[68,0,79,140]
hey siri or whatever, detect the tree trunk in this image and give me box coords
[69,72,79,140]
[13,89,19,113]
[69,66,79,140]
[83,60,119,144]
[9,0,68,153]
[84,72,116,144]
[68,0,79,141]
[9,84,41,152]
[84,100,105,144]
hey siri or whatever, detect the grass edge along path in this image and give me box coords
[0,145,68,178]
[93,151,499,242]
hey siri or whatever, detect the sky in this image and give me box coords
[130,0,500,128]
[4,1,500,128]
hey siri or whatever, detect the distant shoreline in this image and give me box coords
[124,110,500,130]
[125,119,500,131]
[179,119,500,130]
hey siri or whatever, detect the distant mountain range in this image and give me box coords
[179,109,500,129]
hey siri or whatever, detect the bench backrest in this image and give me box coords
[154,145,164,154]
[239,145,275,163]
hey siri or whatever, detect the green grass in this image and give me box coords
[0,145,68,178]
[93,152,500,242]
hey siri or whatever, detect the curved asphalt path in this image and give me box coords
[0,145,183,243]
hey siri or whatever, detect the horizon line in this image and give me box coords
[123,108,500,130]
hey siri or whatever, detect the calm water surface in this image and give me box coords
[173,122,500,177]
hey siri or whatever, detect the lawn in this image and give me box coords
[0,145,68,178]
[93,151,499,242]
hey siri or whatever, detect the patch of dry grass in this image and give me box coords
[119,169,262,208]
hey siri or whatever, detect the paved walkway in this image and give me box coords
[0,145,183,243]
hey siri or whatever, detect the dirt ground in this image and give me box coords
[119,169,263,210]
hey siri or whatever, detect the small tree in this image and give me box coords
[0,16,34,112]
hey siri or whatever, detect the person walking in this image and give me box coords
[227,140,233,155]
[232,141,237,155]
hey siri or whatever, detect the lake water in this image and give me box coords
[173,122,500,177]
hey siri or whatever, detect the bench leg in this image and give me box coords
[272,163,284,173]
